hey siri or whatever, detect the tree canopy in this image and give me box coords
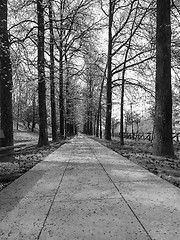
[0,0,179,157]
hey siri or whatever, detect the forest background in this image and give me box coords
[0,0,180,158]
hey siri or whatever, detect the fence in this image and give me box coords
[116,132,180,143]
[123,132,153,142]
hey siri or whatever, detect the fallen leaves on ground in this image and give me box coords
[0,141,65,191]
[92,137,180,189]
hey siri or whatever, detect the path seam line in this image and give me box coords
[87,138,153,240]
[37,143,75,240]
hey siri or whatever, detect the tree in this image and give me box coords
[133,113,141,133]
[64,53,79,137]
[102,0,155,141]
[37,0,49,147]
[7,0,100,142]
[58,0,65,139]
[153,0,175,157]
[105,0,114,140]
[51,0,98,138]
[0,0,13,146]
[124,111,132,133]
[23,105,39,131]
[81,45,106,137]
[49,0,58,142]
[96,66,106,138]
[120,1,139,145]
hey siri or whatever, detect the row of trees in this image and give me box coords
[1,0,101,147]
[102,0,179,158]
[0,0,180,158]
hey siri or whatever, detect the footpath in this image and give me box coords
[0,134,180,240]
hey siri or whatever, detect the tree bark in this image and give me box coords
[16,81,22,131]
[96,84,104,137]
[64,53,74,137]
[100,108,102,139]
[0,0,13,146]
[37,0,49,147]
[153,0,175,157]
[89,78,93,135]
[49,0,58,142]
[31,93,36,132]
[96,65,106,138]
[105,0,114,140]
[93,114,96,136]
[59,50,64,139]
[119,1,139,145]
[59,0,64,139]
[120,70,125,145]
[96,80,104,138]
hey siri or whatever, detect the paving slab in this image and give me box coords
[39,199,150,240]
[85,137,180,240]
[0,135,180,239]
[0,196,52,240]
[115,181,180,240]
[0,141,73,239]
[55,163,120,201]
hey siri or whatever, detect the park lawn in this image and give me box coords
[0,129,64,191]
[92,136,180,189]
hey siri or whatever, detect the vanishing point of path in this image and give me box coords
[0,134,180,240]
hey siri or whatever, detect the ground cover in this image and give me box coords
[0,130,65,191]
[92,136,180,189]
[1,132,180,192]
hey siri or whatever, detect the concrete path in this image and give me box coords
[0,135,180,240]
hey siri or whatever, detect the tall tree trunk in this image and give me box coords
[96,107,100,137]
[120,71,125,145]
[130,103,134,137]
[16,82,21,131]
[105,0,114,140]
[120,1,139,145]
[37,0,49,147]
[93,114,96,136]
[100,107,102,139]
[96,88,103,138]
[59,0,64,139]
[49,0,58,142]
[16,101,20,131]
[89,78,93,135]
[64,52,73,137]
[65,70,71,137]
[153,0,174,157]
[59,50,64,139]
[17,81,23,131]
[0,0,13,146]
[87,109,90,135]
[31,93,36,132]
[89,110,93,135]
[96,66,106,137]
